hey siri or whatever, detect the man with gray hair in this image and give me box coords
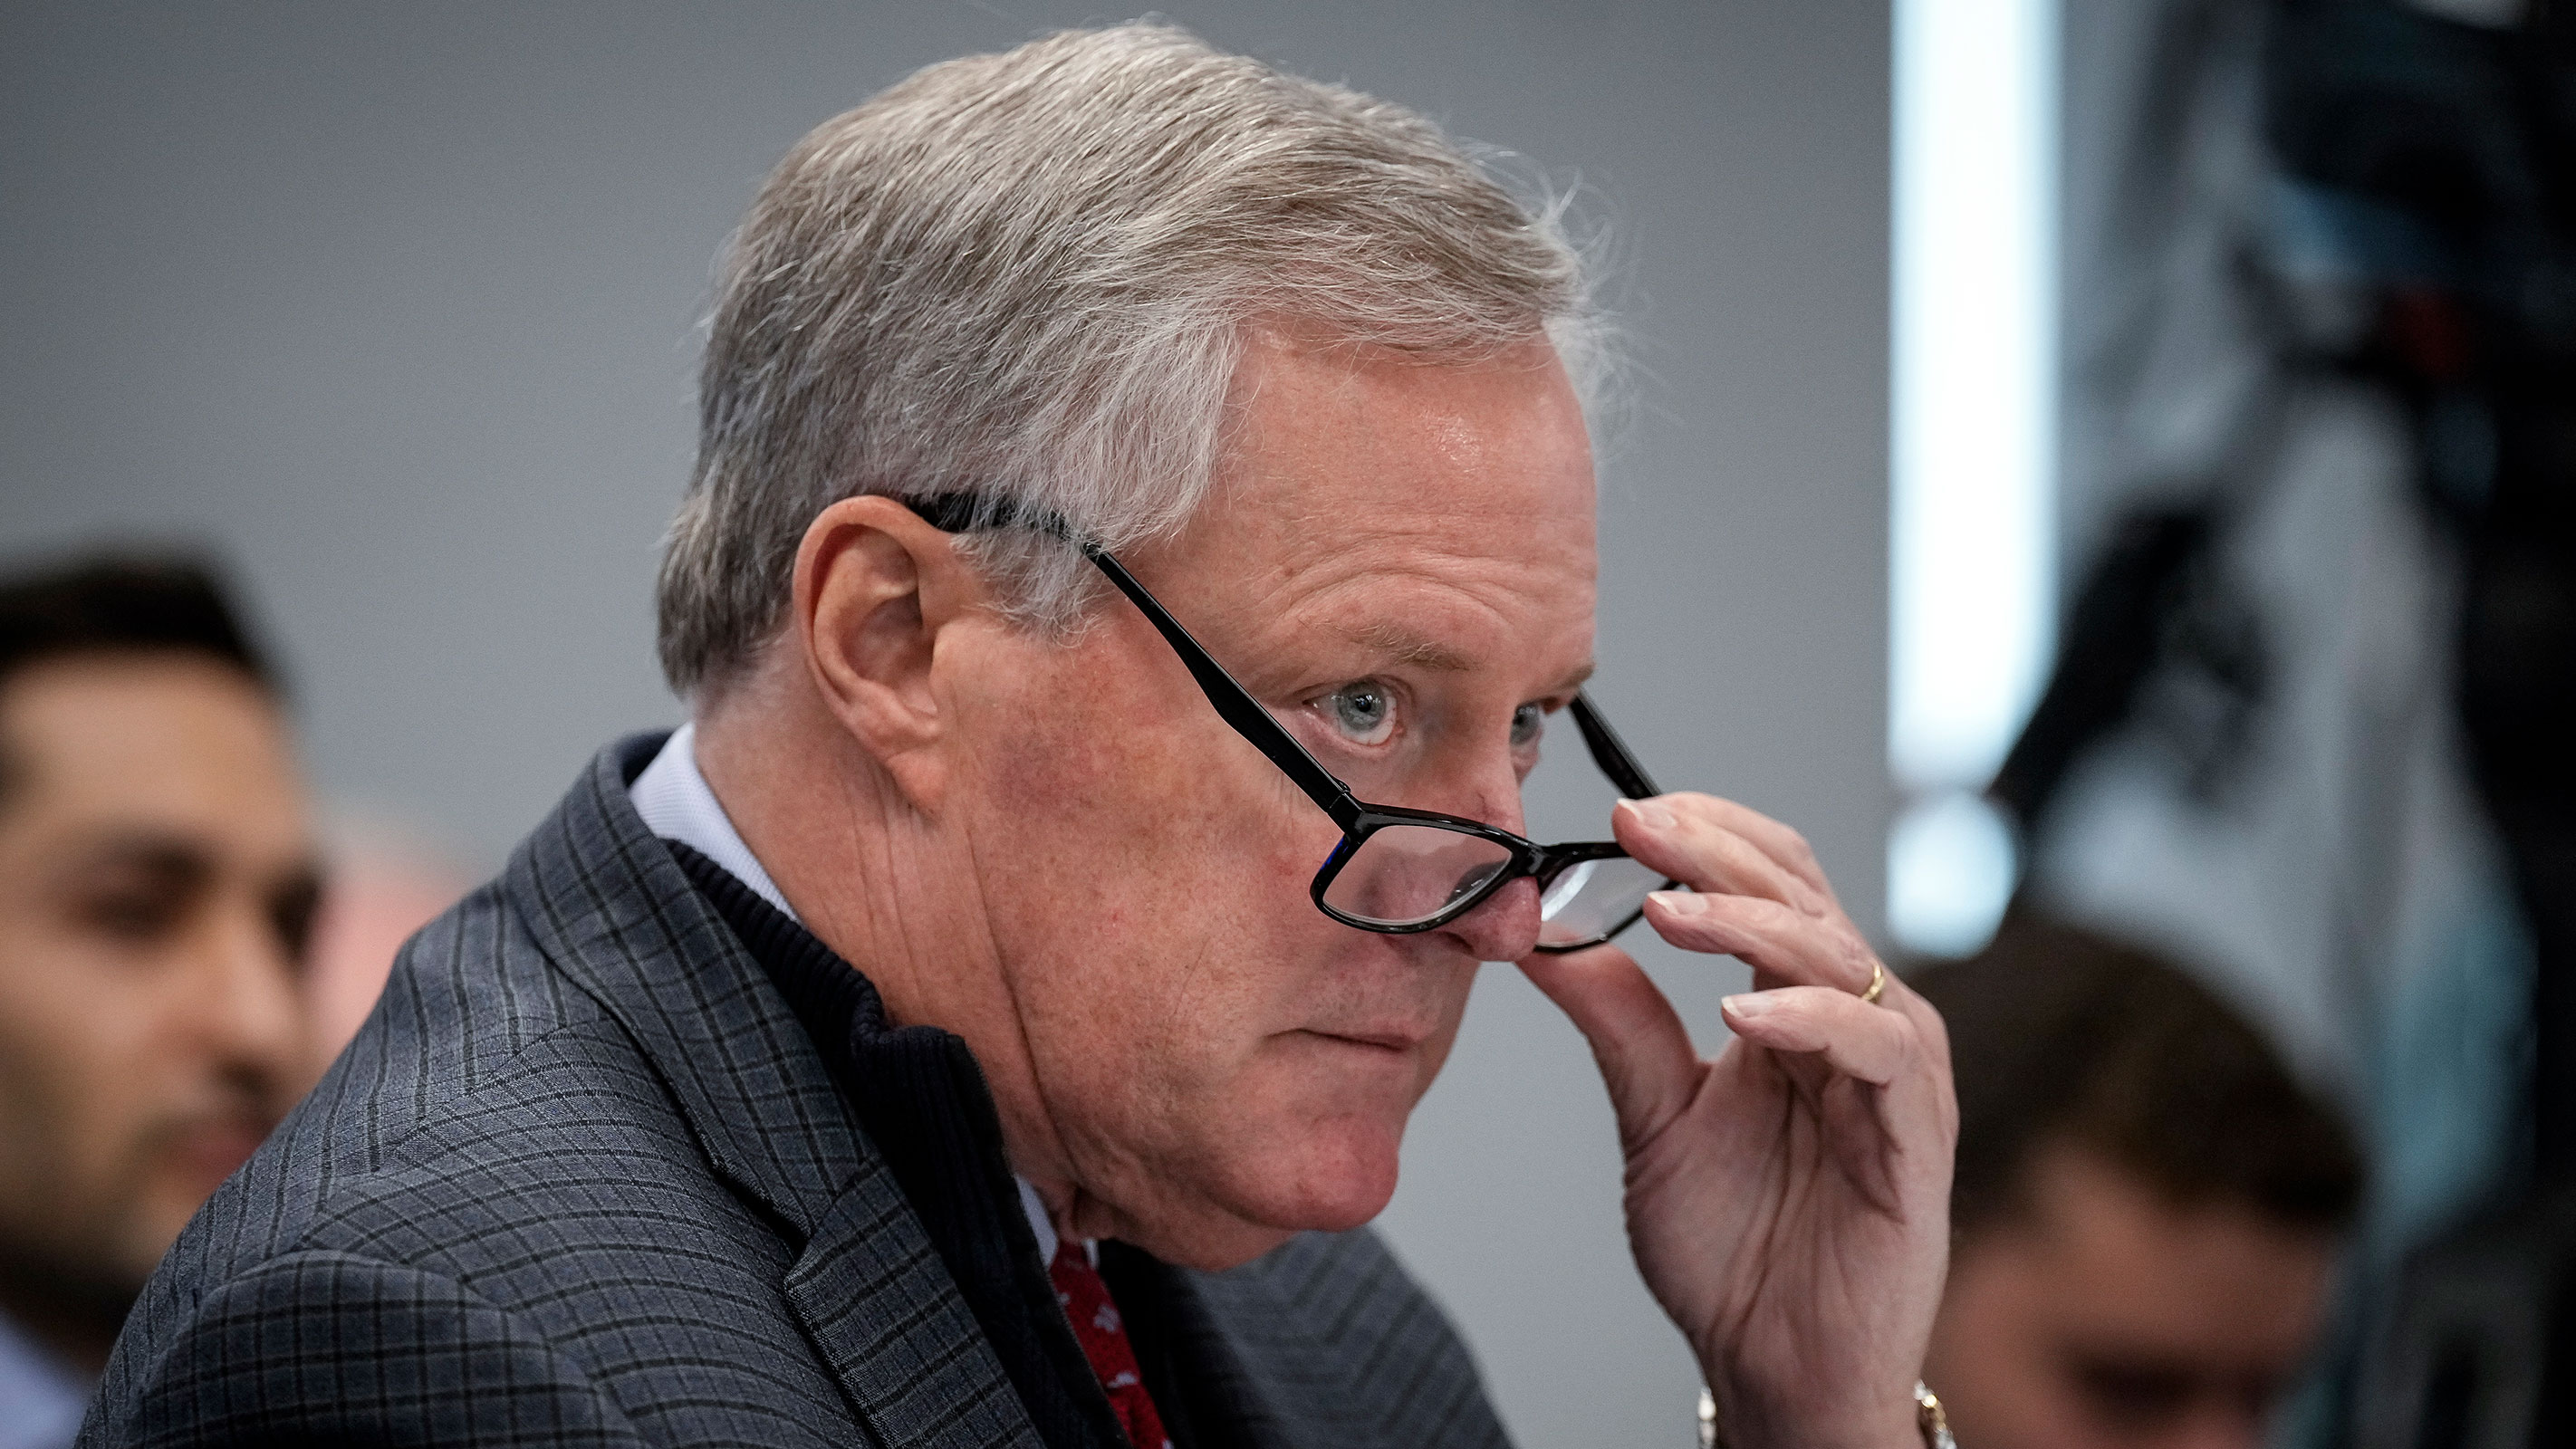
[85,24,1956,1449]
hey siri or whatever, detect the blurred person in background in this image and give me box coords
[0,557,318,1447]
[1910,916,2365,1449]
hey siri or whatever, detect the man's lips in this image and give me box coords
[159,1118,274,1189]
[1299,1026,1426,1054]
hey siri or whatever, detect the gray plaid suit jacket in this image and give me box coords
[80,736,1511,1448]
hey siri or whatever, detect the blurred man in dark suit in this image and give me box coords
[0,557,318,1447]
[1912,918,2365,1449]
[85,25,1957,1449]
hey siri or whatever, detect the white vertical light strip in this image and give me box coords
[1888,0,2059,955]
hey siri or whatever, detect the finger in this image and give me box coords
[1731,985,1958,1214]
[1613,799,1825,916]
[1518,946,1700,1147]
[1718,985,1913,1085]
[1641,889,1879,996]
[1876,970,1956,1086]
[1654,792,1839,902]
[1690,795,1840,904]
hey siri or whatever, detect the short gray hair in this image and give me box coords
[657,21,1598,697]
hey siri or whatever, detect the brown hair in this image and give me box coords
[0,552,279,810]
[1910,914,2365,1237]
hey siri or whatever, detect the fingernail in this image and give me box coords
[1648,889,1706,916]
[1722,993,1774,1019]
[1619,798,1677,830]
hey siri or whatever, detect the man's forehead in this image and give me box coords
[1227,336,1595,495]
[1222,508,1600,681]
[1168,333,1601,675]
[1340,617,1596,689]
[0,656,312,853]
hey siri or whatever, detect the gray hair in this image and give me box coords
[657,21,1599,697]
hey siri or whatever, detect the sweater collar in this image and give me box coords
[664,840,1135,1449]
[628,724,1066,1264]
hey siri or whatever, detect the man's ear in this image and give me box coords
[789,494,983,801]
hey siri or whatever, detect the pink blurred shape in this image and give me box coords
[306,820,469,1065]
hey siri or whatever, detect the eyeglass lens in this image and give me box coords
[1322,826,1516,928]
[1322,825,1667,945]
[1535,855,1665,947]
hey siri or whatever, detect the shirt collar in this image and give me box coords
[0,1310,89,1449]
[629,721,795,919]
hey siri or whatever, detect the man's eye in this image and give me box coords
[1321,682,1396,745]
[270,874,324,974]
[78,891,182,945]
[1510,703,1546,750]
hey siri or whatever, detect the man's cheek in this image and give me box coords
[1259,1039,1422,1138]
[1232,1070,1408,1230]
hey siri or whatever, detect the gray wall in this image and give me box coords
[0,4,1890,1444]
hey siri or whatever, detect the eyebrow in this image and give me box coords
[1343,620,1479,672]
[1340,621,1597,696]
[65,830,325,910]
[1548,660,1599,697]
[69,831,218,889]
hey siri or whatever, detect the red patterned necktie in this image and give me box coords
[1048,1239,1172,1449]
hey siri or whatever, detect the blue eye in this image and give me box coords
[1510,703,1545,750]
[1322,682,1396,744]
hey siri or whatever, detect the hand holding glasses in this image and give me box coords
[911,493,1674,953]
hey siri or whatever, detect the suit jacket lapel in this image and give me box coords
[1160,1238,1437,1449]
[787,1161,1048,1449]
[504,734,1042,1448]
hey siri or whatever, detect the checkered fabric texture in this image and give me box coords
[78,734,1511,1449]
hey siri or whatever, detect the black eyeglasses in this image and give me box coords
[912,494,1673,954]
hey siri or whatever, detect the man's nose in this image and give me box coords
[1421,746,1541,960]
[1442,874,1542,962]
[196,894,311,1097]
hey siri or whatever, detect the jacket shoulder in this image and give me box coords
[1191,1227,1511,1449]
[126,877,609,1319]
[94,878,863,1447]
[80,1249,648,1449]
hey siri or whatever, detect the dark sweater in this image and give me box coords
[664,843,1214,1449]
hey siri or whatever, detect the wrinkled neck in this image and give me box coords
[689,686,1069,1201]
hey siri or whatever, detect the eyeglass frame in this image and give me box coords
[908,492,1671,953]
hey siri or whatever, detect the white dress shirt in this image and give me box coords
[0,1310,86,1449]
[630,724,1068,1269]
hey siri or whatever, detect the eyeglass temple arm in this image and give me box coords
[909,495,1360,824]
[912,492,1587,829]
[1571,692,1663,800]
[1072,544,1361,823]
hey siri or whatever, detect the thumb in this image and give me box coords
[1518,945,1700,1150]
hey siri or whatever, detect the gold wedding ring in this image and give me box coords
[1860,959,1886,1005]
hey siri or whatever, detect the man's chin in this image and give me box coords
[1131,1124,1403,1271]
[1132,1214,1305,1274]
[155,1119,271,1203]
[1280,1133,1405,1233]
